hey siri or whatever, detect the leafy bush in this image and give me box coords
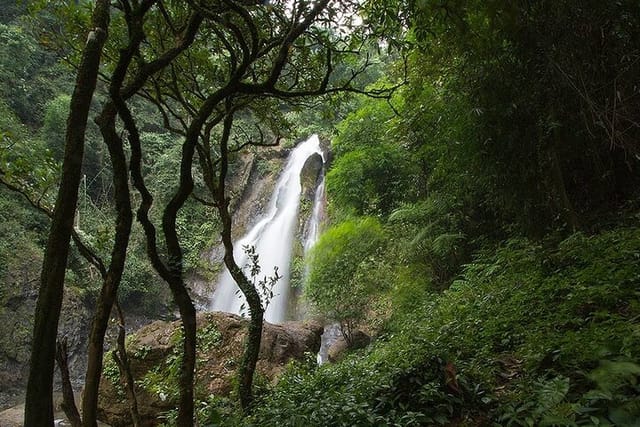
[326,144,418,218]
[305,217,387,342]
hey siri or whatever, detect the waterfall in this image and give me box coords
[303,177,325,254]
[210,135,324,323]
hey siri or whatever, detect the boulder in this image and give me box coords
[327,330,371,363]
[98,311,322,426]
[299,153,323,202]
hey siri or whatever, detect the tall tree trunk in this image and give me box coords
[82,103,133,427]
[214,108,264,411]
[82,8,201,424]
[160,128,199,425]
[127,94,199,425]
[113,302,141,427]
[169,281,197,426]
[24,3,110,425]
[223,248,264,411]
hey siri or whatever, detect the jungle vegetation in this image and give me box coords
[0,0,639,426]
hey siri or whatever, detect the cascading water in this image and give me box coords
[210,135,324,324]
[303,177,325,254]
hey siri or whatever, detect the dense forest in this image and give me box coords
[1,0,640,426]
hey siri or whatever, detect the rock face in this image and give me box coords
[286,148,325,319]
[299,152,323,202]
[98,311,323,426]
[0,278,91,410]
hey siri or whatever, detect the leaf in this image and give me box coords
[534,376,570,416]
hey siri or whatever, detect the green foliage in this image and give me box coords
[0,188,46,280]
[194,395,243,427]
[0,21,60,125]
[197,321,222,353]
[0,0,26,24]
[305,217,387,341]
[331,97,396,158]
[325,95,426,219]
[389,198,472,287]
[248,226,640,425]
[0,100,60,204]
[327,143,418,218]
[288,255,305,290]
[118,246,166,314]
[102,351,127,402]
[176,200,220,276]
[139,344,183,404]
[361,0,640,235]
[40,94,70,161]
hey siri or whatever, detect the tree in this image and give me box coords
[12,2,203,425]
[24,1,110,425]
[13,1,402,424]
[327,142,418,217]
[84,8,204,427]
[0,21,56,125]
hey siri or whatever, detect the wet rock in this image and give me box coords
[299,153,323,202]
[327,330,371,363]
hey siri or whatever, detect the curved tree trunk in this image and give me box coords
[127,87,199,427]
[223,244,265,410]
[81,103,133,427]
[55,339,82,427]
[24,3,110,425]
[82,8,203,424]
[215,108,265,411]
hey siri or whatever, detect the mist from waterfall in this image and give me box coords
[210,135,324,323]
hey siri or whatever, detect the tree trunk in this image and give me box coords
[83,7,201,424]
[224,249,264,411]
[55,339,82,427]
[169,283,197,426]
[113,302,141,427]
[24,3,110,425]
[82,103,133,427]
[215,108,264,411]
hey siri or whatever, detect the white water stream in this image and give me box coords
[304,177,325,254]
[210,135,325,323]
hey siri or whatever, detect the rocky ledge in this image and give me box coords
[98,311,322,426]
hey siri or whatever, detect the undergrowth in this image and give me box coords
[240,226,640,426]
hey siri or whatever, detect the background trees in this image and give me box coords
[281,0,640,425]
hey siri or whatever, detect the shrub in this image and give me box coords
[305,217,387,343]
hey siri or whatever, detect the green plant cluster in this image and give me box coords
[305,217,389,342]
